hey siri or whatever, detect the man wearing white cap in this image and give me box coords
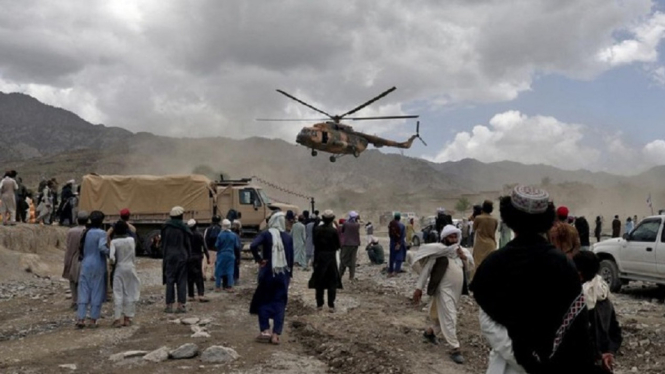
[161,206,191,314]
[187,219,209,302]
[215,218,242,292]
[339,210,361,281]
[412,224,474,365]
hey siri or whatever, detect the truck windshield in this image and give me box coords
[258,189,271,205]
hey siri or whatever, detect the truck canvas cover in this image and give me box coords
[79,174,214,218]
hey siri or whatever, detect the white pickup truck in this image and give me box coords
[593,215,665,292]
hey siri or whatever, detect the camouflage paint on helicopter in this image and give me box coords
[258,87,426,162]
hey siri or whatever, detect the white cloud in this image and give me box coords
[0,0,660,141]
[598,12,665,67]
[430,111,601,170]
[643,139,665,159]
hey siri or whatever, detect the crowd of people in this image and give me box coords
[0,170,80,226]
[55,183,637,373]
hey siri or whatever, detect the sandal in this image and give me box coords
[198,297,209,303]
[123,317,133,327]
[88,320,99,329]
[164,306,174,314]
[175,306,187,314]
[75,320,86,329]
[270,334,280,345]
[256,332,271,342]
[112,319,124,328]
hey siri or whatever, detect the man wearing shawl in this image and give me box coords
[215,219,242,292]
[574,252,622,373]
[471,186,601,374]
[250,211,294,345]
[309,210,343,312]
[291,215,307,269]
[472,200,498,271]
[412,224,473,365]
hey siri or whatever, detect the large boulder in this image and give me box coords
[169,343,199,359]
[200,346,239,363]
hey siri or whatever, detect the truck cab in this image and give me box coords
[593,215,665,292]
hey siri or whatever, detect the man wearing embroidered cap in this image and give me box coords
[547,206,581,259]
[412,224,474,365]
[471,186,600,373]
[161,206,191,314]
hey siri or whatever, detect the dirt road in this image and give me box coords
[0,226,663,373]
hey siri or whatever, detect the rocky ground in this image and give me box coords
[0,226,664,373]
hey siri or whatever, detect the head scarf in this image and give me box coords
[268,212,289,274]
[440,224,462,243]
[222,219,232,230]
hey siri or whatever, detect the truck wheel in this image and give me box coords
[599,259,622,293]
[143,230,163,258]
[412,236,421,247]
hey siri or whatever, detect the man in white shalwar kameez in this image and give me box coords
[109,221,141,327]
[411,224,474,365]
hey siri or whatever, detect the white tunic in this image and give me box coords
[110,237,141,303]
[480,309,527,374]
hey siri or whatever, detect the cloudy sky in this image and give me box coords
[1,0,665,174]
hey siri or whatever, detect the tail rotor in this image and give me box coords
[415,121,427,146]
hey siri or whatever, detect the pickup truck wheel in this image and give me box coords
[599,259,622,293]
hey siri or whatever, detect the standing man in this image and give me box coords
[575,216,591,251]
[548,206,581,259]
[203,215,222,281]
[624,217,634,236]
[161,206,191,314]
[305,214,318,270]
[339,211,361,281]
[471,186,600,373]
[309,210,342,312]
[76,211,109,328]
[63,211,88,310]
[249,212,294,345]
[611,215,621,238]
[472,200,498,271]
[187,219,209,302]
[388,213,407,278]
[0,171,19,225]
[106,209,137,301]
[215,219,242,292]
[291,215,307,269]
[412,225,474,365]
[15,177,28,223]
[594,216,603,243]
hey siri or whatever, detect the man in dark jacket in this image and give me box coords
[309,210,342,312]
[161,206,191,314]
[472,186,602,373]
[339,211,361,281]
[575,216,591,251]
[187,219,209,302]
[611,215,621,238]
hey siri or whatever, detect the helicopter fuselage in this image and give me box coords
[296,122,369,156]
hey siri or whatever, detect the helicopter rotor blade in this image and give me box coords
[255,118,330,122]
[275,90,334,119]
[347,115,419,121]
[338,86,397,119]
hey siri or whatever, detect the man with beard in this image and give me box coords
[471,186,601,374]
[412,224,474,365]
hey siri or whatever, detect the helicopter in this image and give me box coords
[256,87,427,162]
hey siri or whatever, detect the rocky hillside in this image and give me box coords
[2,92,664,219]
[0,92,133,162]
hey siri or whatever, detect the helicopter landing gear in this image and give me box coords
[311,150,318,157]
[329,155,336,163]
